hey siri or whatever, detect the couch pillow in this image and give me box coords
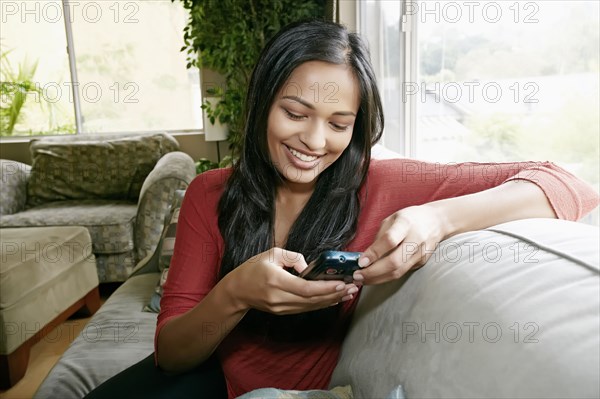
[144,189,185,313]
[235,385,404,399]
[236,385,353,399]
[27,134,168,206]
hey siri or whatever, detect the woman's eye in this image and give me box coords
[330,123,350,132]
[283,109,305,121]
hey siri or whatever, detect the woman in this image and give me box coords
[87,20,598,399]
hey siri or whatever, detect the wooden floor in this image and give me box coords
[0,284,119,399]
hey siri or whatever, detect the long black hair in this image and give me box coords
[217,20,384,340]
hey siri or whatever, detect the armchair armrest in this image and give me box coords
[134,151,196,264]
[0,160,31,216]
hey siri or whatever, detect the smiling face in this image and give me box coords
[267,61,361,191]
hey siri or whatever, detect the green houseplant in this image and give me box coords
[0,51,44,136]
[176,0,328,160]
[1,47,75,137]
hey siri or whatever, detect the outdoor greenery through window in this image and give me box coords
[361,0,599,223]
[0,0,201,137]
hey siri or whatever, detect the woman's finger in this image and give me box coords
[355,250,406,285]
[265,280,358,314]
[358,215,408,268]
[354,238,423,285]
[249,247,309,273]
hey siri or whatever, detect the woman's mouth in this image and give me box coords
[287,146,319,162]
[284,145,323,169]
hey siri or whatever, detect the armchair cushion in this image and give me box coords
[26,133,178,206]
[0,200,137,254]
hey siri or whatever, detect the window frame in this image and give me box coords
[356,0,417,157]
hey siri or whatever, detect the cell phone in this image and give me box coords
[299,251,362,283]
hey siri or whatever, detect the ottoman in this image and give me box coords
[0,226,100,388]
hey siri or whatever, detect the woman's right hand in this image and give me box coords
[225,247,358,315]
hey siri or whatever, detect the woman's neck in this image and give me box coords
[273,185,314,247]
[278,178,316,197]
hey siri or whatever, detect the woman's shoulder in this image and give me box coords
[365,157,438,193]
[187,167,233,198]
[367,157,409,178]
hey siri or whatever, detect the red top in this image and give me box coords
[156,159,599,398]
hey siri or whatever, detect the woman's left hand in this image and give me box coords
[353,204,449,285]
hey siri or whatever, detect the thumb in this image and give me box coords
[359,217,408,268]
[357,252,372,268]
[272,248,309,274]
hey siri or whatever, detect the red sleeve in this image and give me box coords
[365,159,599,221]
[154,168,230,357]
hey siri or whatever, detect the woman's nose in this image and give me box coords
[299,121,326,151]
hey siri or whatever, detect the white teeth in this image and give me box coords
[288,146,318,162]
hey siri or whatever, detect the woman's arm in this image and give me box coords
[157,248,356,372]
[353,160,599,285]
[433,179,557,239]
[156,271,248,372]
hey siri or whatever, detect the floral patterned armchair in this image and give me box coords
[0,133,196,282]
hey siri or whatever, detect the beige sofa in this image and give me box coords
[35,218,599,398]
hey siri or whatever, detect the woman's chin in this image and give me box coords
[281,172,319,187]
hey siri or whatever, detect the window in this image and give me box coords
[1,0,201,136]
[1,4,74,135]
[361,0,599,223]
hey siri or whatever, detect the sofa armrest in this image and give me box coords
[0,160,31,216]
[134,151,196,264]
[331,218,599,398]
[34,273,160,399]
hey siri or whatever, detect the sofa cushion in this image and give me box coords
[33,273,160,399]
[330,218,599,399]
[0,200,137,254]
[26,134,177,206]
